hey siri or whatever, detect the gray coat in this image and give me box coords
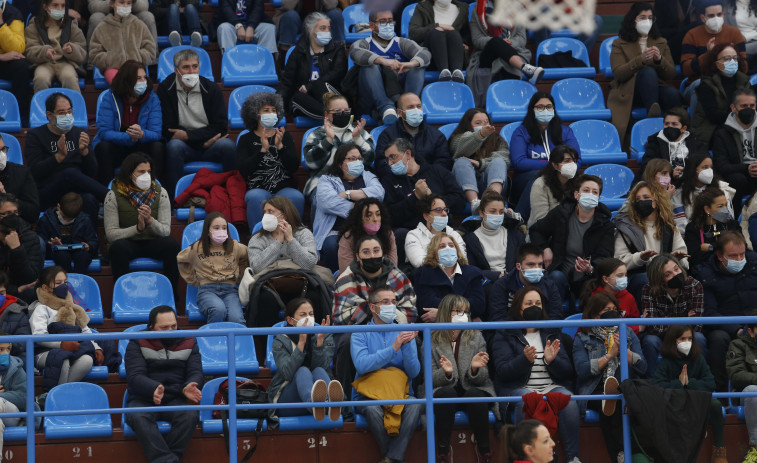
[268,333,335,406]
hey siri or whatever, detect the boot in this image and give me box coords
[711,446,726,463]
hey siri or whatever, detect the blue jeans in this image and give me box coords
[277,366,332,416]
[278,9,345,46]
[320,234,339,273]
[51,248,92,274]
[356,400,423,461]
[197,283,245,324]
[166,3,201,35]
[743,385,757,445]
[165,137,237,196]
[513,169,540,221]
[358,64,425,116]
[452,157,508,195]
[633,66,682,111]
[244,187,305,231]
[641,331,708,378]
[505,386,580,460]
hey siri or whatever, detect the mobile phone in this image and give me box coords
[52,244,86,252]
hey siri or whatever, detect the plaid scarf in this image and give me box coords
[115,179,157,209]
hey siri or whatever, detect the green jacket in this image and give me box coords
[726,331,757,391]
[653,353,715,392]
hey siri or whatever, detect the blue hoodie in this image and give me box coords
[0,355,27,411]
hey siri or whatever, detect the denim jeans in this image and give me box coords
[505,386,580,460]
[358,64,425,116]
[633,66,682,111]
[244,187,305,231]
[356,400,423,461]
[197,283,245,324]
[167,3,201,35]
[165,137,237,196]
[513,169,540,221]
[743,385,757,445]
[217,22,277,54]
[51,248,93,274]
[641,331,707,378]
[278,9,345,46]
[320,234,339,273]
[126,395,198,463]
[0,397,19,452]
[277,366,332,416]
[452,157,508,195]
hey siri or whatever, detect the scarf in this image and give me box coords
[477,0,503,38]
[35,287,90,329]
[591,325,619,379]
[115,179,158,209]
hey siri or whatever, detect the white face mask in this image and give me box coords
[134,172,151,190]
[560,162,577,179]
[261,213,279,232]
[296,315,315,327]
[451,313,468,324]
[180,72,199,88]
[635,19,653,35]
[705,16,724,33]
[0,151,6,171]
[698,168,714,185]
[116,5,132,17]
[677,341,692,356]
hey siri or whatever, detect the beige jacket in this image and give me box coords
[177,240,250,287]
[89,13,156,71]
[25,17,86,70]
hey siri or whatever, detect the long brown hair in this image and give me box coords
[254,196,304,236]
[192,211,234,256]
[431,294,475,345]
[624,181,676,240]
[580,292,620,333]
[449,108,506,162]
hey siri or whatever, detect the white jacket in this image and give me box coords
[405,223,467,268]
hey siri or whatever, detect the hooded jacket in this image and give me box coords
[278,37,347,109]
[92,89,162,149]
[726,330,757,391]
[697,250,757,334]
[0,355,26,411]
[712,111,757,179]
[640,129,706,179]
[25,15,86,73]
[0,295,31,359]
[89,13,157,70]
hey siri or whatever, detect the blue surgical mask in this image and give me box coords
[377,23,395,40]
[53,282,69,299]
[390,154,408,175]
[378,304,397,323]
[49,8,65,20]
[483,213,504,229]
[0,353,8,367]
[134,81,148,96]
[725,257,747,273]
[0,294,5,307]
[535,109,554,125]
[315,31,332,46]
[430,215,448,232]
[55,114,75,132]
[522,268,544,283]
[346,160,364,177]
[259,113,278,129]
[438,247,458,267]
[403,108,424,127]
[723,59,739,77]
[611,276,628,291]
[578,192,599,210]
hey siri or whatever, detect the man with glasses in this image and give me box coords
[0,193,41,301]
[25,93,107,222]
[0,134,39,224]
[350,9,430,125]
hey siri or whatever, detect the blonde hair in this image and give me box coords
[431,294,475,345]
[422,233,468,267]
[624,181,676,240]
[322,92,348,113]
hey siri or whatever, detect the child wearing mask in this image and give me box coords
[36,192,98,274]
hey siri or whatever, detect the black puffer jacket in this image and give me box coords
[278,37,347,109]
[0,217,41,296]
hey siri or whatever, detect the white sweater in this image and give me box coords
[405,223,467,268]
[30,303,100,350]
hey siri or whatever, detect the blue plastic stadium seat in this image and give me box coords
[301,127,318,170]
[552,79,612,121]
[599,36,618,78]
[279,413,344,431]
[343,4,370,43]
[0,80,10,90]
[370,125,387,142]
[197,322,260,375]
[112,272,176,323]
[93,67,108,89]
[44,383,113,439]
[584,409,600,423]
[158,46,214,83]
[228,85,284,129]
[570,120,628,165]
[222,44,278,86]
[128,258,163,271]
[157,34,209,48]
[184,161,222,174]
[175,173,207,221]
[4,426,26,441]
[421,82,475,124]
[453,410,496,426]
[629,117,664,162]
[401,3,417,38]
[118,324,147,378]
[122,390,171,437]
[536,38,596,80]
[199,377,268,434]
[751,74,757,87]
[265,321,287,373]
[438,123,457,140]
[30,88,86,129]
[68,273,104,325]
[184,285,204,322]
[560,313,582,339]
[295,116,323,128]
[0,91,20,132]
[43,259,102,274]
[584,164,635,210]
[499,122,521,146]
[487,80,538,123]
[2,132,22,164]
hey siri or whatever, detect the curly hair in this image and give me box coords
[338,198,394,255]
[700,43,739,76]
[689,186,728,229]
[618,2,659,42]
[624,181,677,240]
[241,92,285,130]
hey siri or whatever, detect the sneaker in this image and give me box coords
[190,31,203,47]
[602,376,620,416]
[438,445,453,463]
[439,69,452,81]
[521,63,544,84]
[327,380,343,421]
[452,69,465,83]
[471,199,481,214]
[568,458,582,463]
[648,102,661,117]
[382,108,398,125]
[168,31,182,47]
[311,379,327,421]
[617,451,624,463]
[743,446,757,463]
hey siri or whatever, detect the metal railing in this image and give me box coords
[6,315,757,462]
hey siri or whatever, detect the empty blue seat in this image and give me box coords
[499,122,521,145]
[93,67,108,89]
[128,258,163,271]
[2,132,22,164]
[301,126,319,171]
[42,259,102,274]
[158,46,214,83]
[112,272,176,323]
[570,120,627,165]
[44,382,113,439]
[30,88,87,129]
[222,44,278,86]
[584,164,634,211]
[265,321,287,374]
[122,390,171,437]
[199,376,268,434]
[629,117,664,162]
[118,324,147,378]
[0,91,20,132]
[401,3,417,38]
[421,81,475,124]
[228,85,281,129]
[536,38,596,79]
[67,273,104,325]
[453,410,496,426]
[552,78,612,121]
[437,123,457,140]
[185,285,204,322]
[175,173,207,221]
[599,36,618,78]
[157,33,209,48]
[584,409,600,423]
[343,4,370,43]
[487,80,538,123]
[561,313,582,339]
[198,322,260,375]
[4,426,27,441]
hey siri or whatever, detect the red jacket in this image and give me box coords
[591,286,640,334]
[174,168,247,224]
[521,391,571,436]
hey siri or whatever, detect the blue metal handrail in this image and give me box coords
[8,315,757,462]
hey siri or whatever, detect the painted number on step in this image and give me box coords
[4,449,13,461]
[72,446,93,458]
[307,436,328,448]
[241,440,251,451]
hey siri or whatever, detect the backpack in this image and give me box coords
[213,379,268,463]
[244,268,333,327]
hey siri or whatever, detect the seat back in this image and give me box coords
[499,122,521,145]
[486,80,537,122]
[401,3,417,38]
[181,221,241,249]
[118,324,148,378]
[343,4,370,43]
[30,88,87,128]
[570,120,624,158]
[552,78,607,113]
[175,173,195,198]
[536,37,591,66]
[158,46,214,82]
[2,132,22,164]
[630,117,664,161]
[112,272,176,323]
[421,81,475,124]
[599,36,618,77]
[370,125,387,142]
[583,164,635,199]
[197,322,259,374]
[561,313,583,339]
[228,85,278,129]
[301,126,319,170]
[265,321,287,373]
[44,383,112,438]
[0,90,20,132]
[222,44,277,85]
[67,273,103,323]
[437,123,457,140]
[199,375,253,423]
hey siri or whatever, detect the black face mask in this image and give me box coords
[662,127,681,141]
[667,272,686,289]
[361,257,383,273]
[633,199,656,218]
[739,108,756,125]
[0,213,18,231]
[332,111,352,129]
[522,305,543,321]
[600,310,620,320]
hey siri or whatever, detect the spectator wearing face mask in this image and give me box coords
[405,194,466,269]
[0,194,42,299]
[87,0,157,43]
[640,108,706,184]
[527,145,579,230]
[684,187,741,270]
[0,134,39,224]
[641,159,678,200]
[579,258,640,334]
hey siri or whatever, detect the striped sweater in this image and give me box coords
[681,24,746,79]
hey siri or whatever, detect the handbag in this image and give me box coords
[213,379,269,462]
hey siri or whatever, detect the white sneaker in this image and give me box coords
[382,108,398,125]
[617,451,624,463]
[521,63,544,84]
[190,31,202,47]
[452,69,465,83]
[439,69,452,81]
[568,458,582,463]
[168,30,182,47]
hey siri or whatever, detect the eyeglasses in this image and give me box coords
[373,19,394,25]
[345,156,363,162]
[386,152,405,163]
[534,104,554,111]
[451,308,470,316]
[718,55,739,63]
[429,207,450,214]
[375,298,396,305]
